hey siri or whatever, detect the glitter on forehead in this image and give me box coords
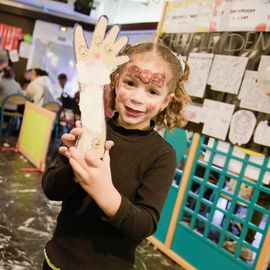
[127,65,165,87]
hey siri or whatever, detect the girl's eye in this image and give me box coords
[124,80,135,87]
[149,89,158,95]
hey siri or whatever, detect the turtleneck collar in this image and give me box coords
[108,112,156,137]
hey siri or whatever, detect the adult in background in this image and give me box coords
[21,69,32,90]
[0,67,22,130]
[53,73,75,100]
[25,68,54,106]
[0,48,9,80]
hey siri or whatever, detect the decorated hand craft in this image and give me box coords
[74,16,129,157]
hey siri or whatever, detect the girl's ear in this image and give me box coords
[160,93,174,111]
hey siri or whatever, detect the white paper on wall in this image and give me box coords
[207,54,248,94]
[163,0,270,33]
[238,70,270,114]
[182,103,203,124]
[19,41,31,59]
[185,52,214,98]
[254,121,270,147]
[212,0,270,32]
[163,1,214,33]
[201,99,235,140]
[257,55,270,96]
[8,50,19,62]
[229,110,256,146]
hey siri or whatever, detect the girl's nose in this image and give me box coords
[130,88,144,104]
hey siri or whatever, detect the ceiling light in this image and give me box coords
[59,26,68,32]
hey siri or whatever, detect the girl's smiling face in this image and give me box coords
[115,52,174,130]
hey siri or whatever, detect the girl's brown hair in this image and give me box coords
[109,42,191,131]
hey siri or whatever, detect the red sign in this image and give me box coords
[0,24,23,51]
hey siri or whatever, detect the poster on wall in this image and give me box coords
[0,24,23,51]
[185,53,214,98]
[238,70,270,114]
[162,0,215,33]
[207,55,248,94]
[162,0,270,33]
[19,41,31,59]
[8,49,19,62]
[201,99,235,140]
[211,0,270,32]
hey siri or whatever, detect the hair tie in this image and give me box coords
[171,50,185,78]
[178,55,185,74]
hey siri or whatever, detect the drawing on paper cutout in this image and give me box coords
[254,121,270,147]
[74,16,129,158]
[208,55,248,94]
[185,52,214,98]
[229,110,256,146]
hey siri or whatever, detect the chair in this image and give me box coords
[59,92,80,130]
[42,101,62,141]
[0,93,29,136]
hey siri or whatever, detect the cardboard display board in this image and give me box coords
[156,1,270,154]
[17,101,56,172]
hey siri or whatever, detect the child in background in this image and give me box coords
[42,42,191,270]
[0,67,22,132]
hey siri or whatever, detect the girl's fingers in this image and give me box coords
[103,140,114,165]
[84,151,101,168]
[102,148,111,166]
[69,157,87,180]
[70,127,83,137]
[61,133,73,147]
[58,146,72,158]
[105,140,114,151]
[59,146,68,153]
[61,127,82,147]
[69,147,87,169]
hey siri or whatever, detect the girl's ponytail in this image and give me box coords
[155,60,191,131]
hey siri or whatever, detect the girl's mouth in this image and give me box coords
[125,106,143,117]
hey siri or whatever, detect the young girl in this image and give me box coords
[42,42,191,270]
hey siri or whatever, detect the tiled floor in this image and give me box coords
[0,135,185,270]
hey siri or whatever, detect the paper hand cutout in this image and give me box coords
[74,16,129,158]
[74,16,129,75]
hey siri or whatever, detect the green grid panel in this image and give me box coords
[171,136,270,270]
[154,132,192,243]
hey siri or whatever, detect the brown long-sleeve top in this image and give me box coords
[42,114,176,270]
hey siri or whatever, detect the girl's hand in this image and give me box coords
[68,140,121,218]
[68,140,114,192]
[58,121,82,158]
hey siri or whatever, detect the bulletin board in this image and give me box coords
[157,0,270,155]
[16,101,56,172]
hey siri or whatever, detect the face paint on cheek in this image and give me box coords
[118,90,127,100]
[148,103,157,111]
